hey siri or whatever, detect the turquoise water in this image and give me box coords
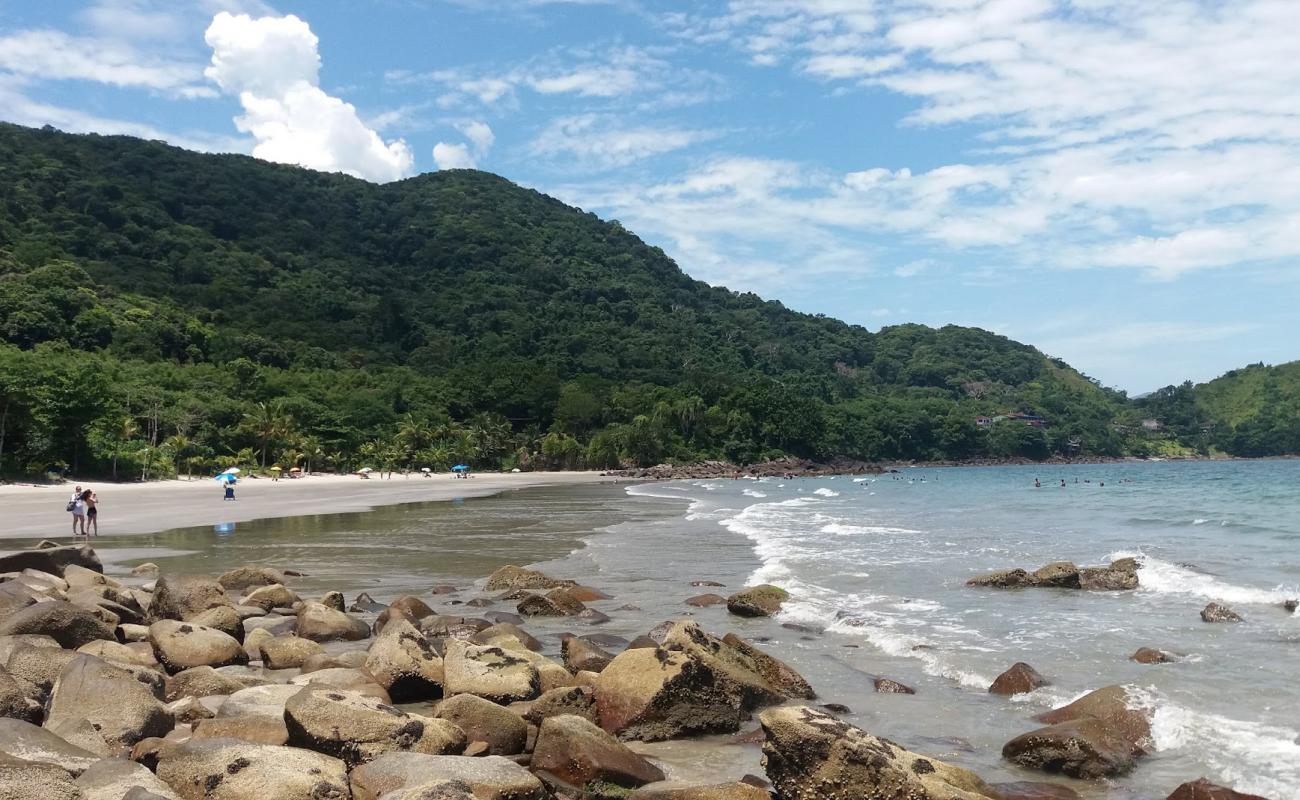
[551,461,1300,799]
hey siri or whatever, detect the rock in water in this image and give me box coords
[989,781,1082,800]
[989,662,1049,696]
[532,713,664,791]
[966,568,1035,588]
[364,617,445,701]
[349,752,547,800]
[216,566,285,591]
[148,576,232,623]
[873,677,915,694]
[1130,647,1178,664]
[1200,603,1243,623]
[283,685,465,768]
[595,647,743,741]
[294,603,371,642]
[1165,777,1271,800]
[1002,718,1145,778]
[759,705,1001,800]
[0,545,101,578]
[1030,562,1081,589]
[483,565,576,591]
[521,686,598,725]
[155,738,349,800]
[661,622,814,708]
[442,641,540,703]
[725,585,789,617]
[562,636,615,674]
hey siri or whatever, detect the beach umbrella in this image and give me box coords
[220,467,241,475]
[270,466,282,472]
[452,465,469,471]
[421,467,431,473]
[358,467,373,474]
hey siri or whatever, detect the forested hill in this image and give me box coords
[1142,362,1300,457]
[0,122,1185,478]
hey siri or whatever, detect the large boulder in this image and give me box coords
[294,603,370,643]
[726,585,788,617]
[1078,566,1139,590]
[1165,778,1271,800]
[0,601,115,648]
[662,622,814,709]
[517,589,586,617]
[155,737,350,800]
[2,642,80,704]
[217,684,302,719]
[74,758,181,800]
[0,718,99,774]
[1131,647,1179,664]
[563,636,615,674]
[1002,718,1145,778]
[363,618,444,702]
[0,752,82,800]
[531,714,665,791]
[483,565,575,591]
[349,752,547,800]
[471,623,543,653]
[284,686,465,768]
[0,665,37,722]
[149,621,248,673]
[46,655,171,752]
[186,606,244,642]
[760,705,1001,800]
[190,715,289,746]
[521,685,598,726]
[1030,562,1081,589]
[1200,603,1243,623]
[148,576,231,623]
[165,665,257,701]
[989,663,1049,696]
[216,566,285,591]
[257,636,324,670]
[629,784,770,800]
[966,569,1035,588]
[432,693,527,756]
[595,647,743,741]
[0,545,101,578]
[1033,685,1152,746]
[240,584,299,613]
[442,641,540,703]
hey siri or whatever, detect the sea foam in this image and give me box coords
[1111,551,1300,606]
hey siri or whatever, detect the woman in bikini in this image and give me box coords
[82,489,98,536]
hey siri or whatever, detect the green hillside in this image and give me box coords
[1191,363,1300,456]
[0,123,1147,478]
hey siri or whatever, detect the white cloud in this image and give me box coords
[433,142,477,169]
[459,120,495,154]
[532,114,717,168]
[0,28,207,94]
[203,12,414,182]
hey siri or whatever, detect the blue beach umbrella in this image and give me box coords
[452,465,469,471]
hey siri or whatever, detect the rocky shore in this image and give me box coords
[0,543,1274,799]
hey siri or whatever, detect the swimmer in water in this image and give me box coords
[1035,478,1041,488]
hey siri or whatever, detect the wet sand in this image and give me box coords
[0,472,627,540]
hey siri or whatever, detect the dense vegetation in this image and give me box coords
[0,123,1293,479]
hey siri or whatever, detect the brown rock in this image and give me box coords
[517,589,586,617]
[320,591,346,612]
[685,594,726,607]
[1034,685,1152,746]
[595,647,743,741]
[725,585,788,617]
[186,606,244,643]
[0,718,100,774]
[294,602,370,642]
[520,685,598,725]
[1031,562,1081,589]
[148,576,231,623]
[190,715,289,746]
[154,737,349,800]
[471,623,542,653]
[1165,777,1270,800]
[432,693,528,756]
[566,586,612,602]
[442,641,540,704]
[873,677,915,694]
[149,620,248,673]
[531,714,664,789]
[45,655,173,752]
[483,565,576,591]
[165,666,254,701]
[283,685,466,768]
[989,662,1049,696]
[364,617,445,702]
[989,781,1082,800]
[257,636,324,670]
[1200,603,1243,623]
[216,565,285,591]
[1131,647,1178,664]
[1002,718,1144,778]
[0,752,82,800]
[240,584,299,613]
[966,568,1034,588]
[74,757,181,800]
[563,636,615,674]
[0,601,116,649]
[629,784,770,800]
[349,752,546,800]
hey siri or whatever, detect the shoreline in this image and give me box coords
[0,471,629,541]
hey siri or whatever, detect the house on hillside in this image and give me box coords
[1141,419,1163,431]
[975,416,993,427]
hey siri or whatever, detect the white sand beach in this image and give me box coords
[0,471,627,540]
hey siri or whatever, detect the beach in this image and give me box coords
[0,471,625,540]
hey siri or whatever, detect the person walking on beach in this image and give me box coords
[68,485,85,536]
[82,489,98,536]
[223,480,235,501]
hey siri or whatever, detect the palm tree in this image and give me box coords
[163,434,193,479]
[111,415,137,481]
[242,402,292,468]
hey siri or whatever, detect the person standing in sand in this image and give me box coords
[68,484,85,536]
[82,489,98,536]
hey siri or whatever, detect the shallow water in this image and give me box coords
[26,463,1300,799]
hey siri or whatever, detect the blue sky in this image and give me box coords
[3,0,1298,392]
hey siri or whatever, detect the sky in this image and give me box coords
[2,0,1298,393]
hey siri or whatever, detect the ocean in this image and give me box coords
[547,460,1300,799]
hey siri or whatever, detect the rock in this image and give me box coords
[0,718,99,774]
[239,614,296,636]
[257,636,324,670]
[190,715,289,746]
[532,714,664,790]
[166,666,256,701]
[989,663,1049,696]
[46,713,112,756]
[349,752,547,800]
[1078,566,1139,590]
[218,684,302,719]
[148,576,231,623]
[563,636,615,674]
[363,618,444,702]
[283,685,465,768]
[63,564,108,588]
[759,705,1000,800]
[629,784,770,800]
[1034,685,1152,746]
[1201,603,1243,623]
[1284,599,1298,613]
[1131,647,1178,664]
[432,693,527,756]
[517,589,586,617]
[0,753,82,800]
[242,628,273,662]
[132,563,160,576]
[576,608,612,625]
[442,641,540,704]
[155,737,349,799]
[216,565,285,591]
[483,612,524,626]
[294,603,370,642]
[46,655,172,751]
[388,595,437,622]
[168,696,215,724]
[320,592,346,612]
[120,624,151,642]
[966,568,1034,588]
[0,601,115,648]
[873,677,915,694]
[1031,562,1081,589]
[74,758,181,800]
[186,606,245,643]
[351,593,385,613]
[566,586,612,602]
[471,623,542,653]
[240,584,299,612]
[989,781,1082,800]
[483,565,575,592]
[520,685,598,725]
[149,621,248,673]
[685,594,726,607]
[662,622,814,709]
[1002,718,1145,778]
[595,647,743,741]
[725,585,788,617]
[78,639,158,668]
[1165,777,1271,800]
[3,643,80,704]
[0,545,101,578]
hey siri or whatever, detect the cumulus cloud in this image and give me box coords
[204,12,413,182]
[432,120,494,170]
[433,141,477,169]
